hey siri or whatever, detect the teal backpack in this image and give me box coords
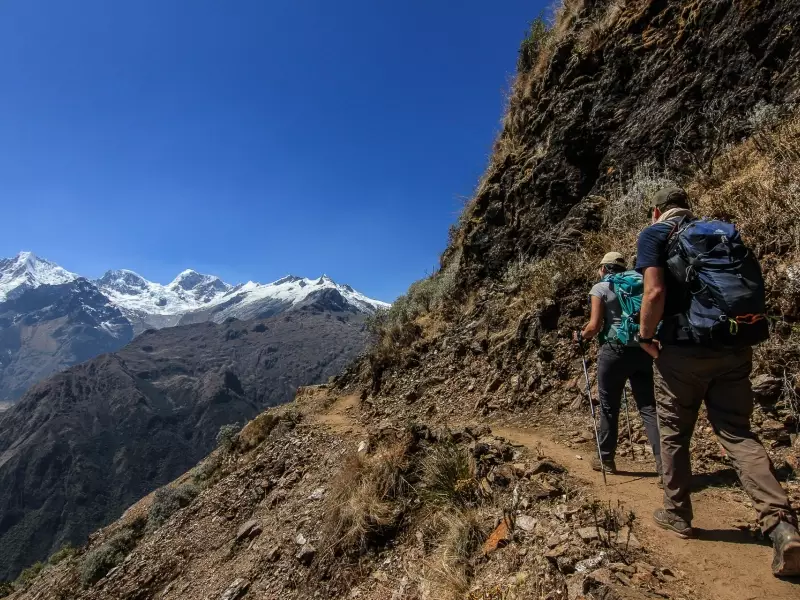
[599,270,644,346]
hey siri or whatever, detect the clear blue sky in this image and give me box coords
[0,0,545,302]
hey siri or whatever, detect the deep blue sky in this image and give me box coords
[0,0,545,302]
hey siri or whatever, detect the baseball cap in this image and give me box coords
[599,252,626,268]
[650,186,689,210]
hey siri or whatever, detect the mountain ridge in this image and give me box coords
[0,251,389,401]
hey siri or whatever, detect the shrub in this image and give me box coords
[13,561,44,589]
[517,13,551,72]
[604,161,678,233]
[238,412,280,451]
[0,582,12,598]
[216,423,241,452]
[80,526,140,587]
[191,454,222,486]
[147,483,200,532]
[322,442,412,556]
[48,543,76,566]
[425,510,486,600]
[420,444,475,505]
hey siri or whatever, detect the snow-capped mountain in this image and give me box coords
[0,251,78,302]
[95,268,389,331]
[96,269,232,315]
[0,251,388,400]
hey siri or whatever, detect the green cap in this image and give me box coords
[650,186,689,209]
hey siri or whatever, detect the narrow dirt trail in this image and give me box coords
[492,425,800,600]
[312,395,799,599]
[312,393,364,435]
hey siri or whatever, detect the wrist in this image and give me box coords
[639,337,654,344]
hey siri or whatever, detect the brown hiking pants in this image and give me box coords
[655,345,796,534]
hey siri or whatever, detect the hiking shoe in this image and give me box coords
[770,521,800,577]
[653,509,693,538]
[590,456,617,474]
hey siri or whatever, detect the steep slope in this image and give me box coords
[0,305,370,581]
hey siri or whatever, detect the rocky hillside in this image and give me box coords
[0,252,386,401]
[0,304,370,581]
[6,1,800,599]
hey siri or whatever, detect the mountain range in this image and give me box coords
[0,251,387,401]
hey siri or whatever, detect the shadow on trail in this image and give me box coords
[690,468,740,492]
[693,527,767,546]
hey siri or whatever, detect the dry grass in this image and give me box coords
[238,412,280,451]
[321,442,412,556]
[419,443,476,506]
[689,110,800,257]
[425,510,486,600]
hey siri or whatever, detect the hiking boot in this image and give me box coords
[770,521,800,577]
[653,508,693,538]
[590,456,617,474]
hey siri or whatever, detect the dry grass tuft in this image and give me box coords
[322,442,412,556]
[238,412,280,451]
[420,443,476,506]
[425,510,486,600]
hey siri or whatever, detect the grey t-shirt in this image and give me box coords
[589,281,637,347]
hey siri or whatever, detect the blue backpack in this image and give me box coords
[666,218,769,347]
[599,270,643,346]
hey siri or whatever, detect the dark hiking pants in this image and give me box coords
[655,345,796,534]
[597,344,662,474]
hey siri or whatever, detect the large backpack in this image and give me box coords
[665,218,769,347]
[599,270,643,346]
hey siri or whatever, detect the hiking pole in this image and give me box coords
[577,333,607,486]
[622,387,636,459]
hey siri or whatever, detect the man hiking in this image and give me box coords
[636,186,800,577]
[575,252,662,481]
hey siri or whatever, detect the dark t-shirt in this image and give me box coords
[635,219,687,336]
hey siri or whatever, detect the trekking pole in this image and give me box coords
[622,387,636,459]
[577,333,607,486]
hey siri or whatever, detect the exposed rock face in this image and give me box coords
[457,0,800,283]
[0,308,369,580]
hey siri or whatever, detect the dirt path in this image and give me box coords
[492,425,799,600]
[312,395,799,599]
[313,393,364,435]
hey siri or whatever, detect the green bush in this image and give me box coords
[48,543,76,566]
[146,483,200,532]
[191,454,221,486]
[0,581,13,598]
[518,14,551,72]
[216,423,241,452]
[13,561,44,590]
[80,526,139,587]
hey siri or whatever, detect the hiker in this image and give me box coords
[636,186,800,577]
[574,252,662,480]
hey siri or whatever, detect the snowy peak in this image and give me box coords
[97,269,151,294]
[168,270,231,303]
[0,251,388,321]
[0,251,78,302]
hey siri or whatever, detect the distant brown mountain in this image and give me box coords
[0,302,370,580]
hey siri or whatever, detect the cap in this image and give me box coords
[650,186,689,209]
[599,252,626,268]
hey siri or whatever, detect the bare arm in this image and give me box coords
[639,266,666,357]
[580,295,604,340]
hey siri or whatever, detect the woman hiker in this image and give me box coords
[574,251,662,483]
